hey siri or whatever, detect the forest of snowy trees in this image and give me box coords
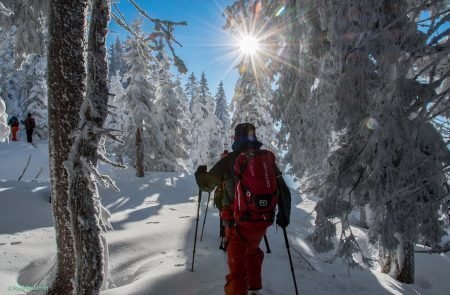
[224,0,449,285]
[0,0,448,293]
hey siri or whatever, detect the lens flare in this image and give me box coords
[365,117,379,130]
[275,6,286,17]
[239,35,260,55]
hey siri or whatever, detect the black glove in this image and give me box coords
[276,215,290,228]
[195,165,207,176]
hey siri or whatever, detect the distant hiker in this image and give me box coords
[7,115,19,141]
[24,113,35,143]
[195,123,291,295]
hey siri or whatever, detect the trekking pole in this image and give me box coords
[263,235,271,254]
[283,227,299,295]
[191,189,202,272]
[200,192,212,241]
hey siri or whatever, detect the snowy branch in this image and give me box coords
[97,151,127,169]
[0,1,13,16]
[17,154,31,181]
[415,243,450,254]
[80,156,120,191]
[111,0,188,74]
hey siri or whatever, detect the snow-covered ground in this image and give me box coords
[0,140,449,294]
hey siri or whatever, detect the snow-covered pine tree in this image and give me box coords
[174,77,192,170]
[199,72,210,103]
[109,36,125,78]
[185,71,199,113]
[190,72,223,168]
[0,0,47,65]
[296,1,449,284]
[153,52,190,172]
[121,19,160,174]
[25,54,48,139]
[0,27,25,122]
[0,27,15,102]
[232,0,449,284]
[230,60,277,152]
[105,71,128,161]
[214,81,231,149]
[47,0,87,293]
[224,2,278,153]
[225,0,449,283]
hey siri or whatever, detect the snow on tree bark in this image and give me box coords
[47,0,88,293]
[65,0,114,293]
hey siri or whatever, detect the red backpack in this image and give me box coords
[233,149,279,224]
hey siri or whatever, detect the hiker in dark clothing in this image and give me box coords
[195,123,291,295]
[24,113,35,143]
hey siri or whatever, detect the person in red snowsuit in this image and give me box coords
[8,116,19,141]
[195,123,291,295]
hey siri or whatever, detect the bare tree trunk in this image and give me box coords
[360,205,368,229]
[66,0,110,293]
[47,1,88,293]
[380,234,415,284]
[136,127,144,177]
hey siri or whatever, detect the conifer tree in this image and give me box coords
[153,52,191,172]
[25,54,48,139]
[230,60,277,152]
[105,71,128,161]
[185,71,198,112]
[190,71,223,168]
[214,81,230,148]
[122,19,159,174]
[109,36,125,77]
[199,71,210,104]
[226,0,450,284]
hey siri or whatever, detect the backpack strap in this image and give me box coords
[234,152,246,180]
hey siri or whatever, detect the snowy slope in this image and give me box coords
[0,140,450,295]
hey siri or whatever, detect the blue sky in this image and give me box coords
[108,0,239,102]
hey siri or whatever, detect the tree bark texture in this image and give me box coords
[47,0,88,293]
[360,205,368,229]
[66,0,111,293]
[380,235,415,284]
[136,127,144,177]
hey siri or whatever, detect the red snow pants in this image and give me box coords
[224,222,269,295]
[11,126,18,141]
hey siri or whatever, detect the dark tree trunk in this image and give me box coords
[47,0,88,293]
[360,205,368,229]
[380,236,415,284]
[136,127,144,177]
[66,0,111,293]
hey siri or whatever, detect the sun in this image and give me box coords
[239,35,260,55]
